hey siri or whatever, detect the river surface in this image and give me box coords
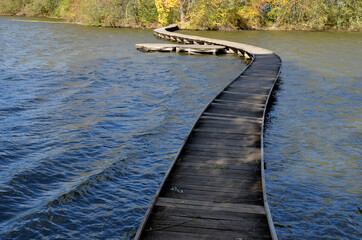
[0,17,242,239]
[0,16,361,239]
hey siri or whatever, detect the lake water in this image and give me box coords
[0,17,242,239]
[1,16,361,239]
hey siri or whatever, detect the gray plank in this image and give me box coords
[181,151,261,162]
[196,119,261,130]
[163,180,261,194]
[176,161,260,171]
[188,136,260,148]
[165,176,262,192]
[201,112,262,122]
[152,205,266,222]
[148,215,268,234]
[160,192,263,205]
[143,225,270,240]
[156,197,266,215]
[190,130,261,141]
[213,98,266,107]
[142,230,235,240]
[205,108,263,118]
[216,92,267,104]
[193,126,260,135]
[171,165,261,179]
[185,143,260,152]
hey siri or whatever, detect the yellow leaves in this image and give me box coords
[267,0,290,8]
[237,5,259,28]
[155,0,179,25]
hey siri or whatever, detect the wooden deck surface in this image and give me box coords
[136,43,226,54]
[135,25,282,240]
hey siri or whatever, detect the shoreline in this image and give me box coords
[2,14,360,32]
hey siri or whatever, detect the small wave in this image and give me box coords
[47,161,123,207]
[0,159,126,231]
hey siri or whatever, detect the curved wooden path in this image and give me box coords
[135,24,282,240]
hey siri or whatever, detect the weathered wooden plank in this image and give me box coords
[190,128,260,138]
[142,230,235,240]
[181,150,260,160]
[152,205,267,224]
[190,129,260,138]
[196,118,261,127]
[199,116,261,125]
[171,165,261,179]
[176,160,260,172]
[226,84,270,91]
[143,226,269,240]
[216,92,267,104]
[205,108,264,118]
[161,191,263,205]
[195,121,260,132]
[222,91,268,97]
[156,197,266,215]
[213,98,266,107]
[190,130,261,141]
[201,112,262,122]
[210,102,265,111]
[136,43,227,55]
[197,118,262,128]
[177,156,261,168]
[161,180,263,201]
[164,177,262,192]
[173,164,259,174]
[227,82,274,90]
[184,145,261,155]
[148,215,268,234]
[163,180,261,194]
[136,43,178,52]
[167,171,260,182]
[203,110,262,119]
[185,143,259,153]
[180,149,260,159]
[239,75,278,82]
[192,127,260,135]
[151,211,267,228]
[188,136,259,148]
[176,45,226,54]
[178,153,261,163]
[166,173,261,186]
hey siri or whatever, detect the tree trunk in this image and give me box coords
[179,0,186,23]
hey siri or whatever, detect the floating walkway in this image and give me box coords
[135,24,282,240]
[136,43,227,55]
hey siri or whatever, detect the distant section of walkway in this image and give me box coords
[135,24,282,240]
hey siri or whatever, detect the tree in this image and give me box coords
[155,0,179,25]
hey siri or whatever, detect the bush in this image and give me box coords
[0,0,27,15]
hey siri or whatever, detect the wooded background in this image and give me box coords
[1,0,360,30]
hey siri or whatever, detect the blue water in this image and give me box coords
[0,17,242,239]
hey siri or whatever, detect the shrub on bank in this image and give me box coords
[0,0,360,31]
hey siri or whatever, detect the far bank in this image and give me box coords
[1,0,360,32]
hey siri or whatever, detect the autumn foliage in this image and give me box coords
[0,0,360,30]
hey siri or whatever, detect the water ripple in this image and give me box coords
[0,17,242,239]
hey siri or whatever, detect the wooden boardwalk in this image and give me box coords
[136,43,227,55]
[135,24,282,240]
